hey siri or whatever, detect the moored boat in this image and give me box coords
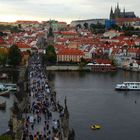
[3,83,17,91]
[115,82,140,91]
[0,90,10,97]
[0,84,6,92]
[0,83,17,91]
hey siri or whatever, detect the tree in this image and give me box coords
[0,48,8,65]
[10,26,20,33]
[0,135,12,140]
[76,24,82,29]
[83,22,89,29]
[8,45,22,66]
[44,45,57,64]
[0,54,7,65]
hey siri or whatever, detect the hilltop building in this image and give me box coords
[70,19,107,27]
[110,3,136,19]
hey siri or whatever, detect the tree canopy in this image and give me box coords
[83,22,89,29]
[44,45,57,64]
[8,45,22,66]
[0,48,8,65]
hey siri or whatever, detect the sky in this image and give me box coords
[0,0,139,24]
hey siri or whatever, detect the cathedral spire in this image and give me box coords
[117,2,119,9]
[110,6,114,19]
[123,7,125,18]
[115,2,120,18]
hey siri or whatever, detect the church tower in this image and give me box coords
[123,7,126,18]
[47,22,54,45]
[115,3,121,18]
[110,6,114,19]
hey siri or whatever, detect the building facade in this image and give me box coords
[70,19,107,27]
[57,49,84,62]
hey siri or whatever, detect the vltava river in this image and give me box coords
[49,70,140,140]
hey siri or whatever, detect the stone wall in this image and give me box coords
[46,65,85,71]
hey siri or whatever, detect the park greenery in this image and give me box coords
[0,135,12,140]
[0,45,22,66]
[8,45,22,66]
[0,25,21,33]
[43,45,57,65]
[76,22,140,36]
[0,47,8,65]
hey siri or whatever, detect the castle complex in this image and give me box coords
[110,3,136,19]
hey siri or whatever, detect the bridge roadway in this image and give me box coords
[22,55,63,140]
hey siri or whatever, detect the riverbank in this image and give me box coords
[46,65,84,71]
[46,65,140,73]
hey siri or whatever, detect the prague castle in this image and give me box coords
[110,3,136,19]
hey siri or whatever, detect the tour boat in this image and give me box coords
[4,83,17,91]
[0,84,6,91]
[0,83,17,91]
[115,82,140,91]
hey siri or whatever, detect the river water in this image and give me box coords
[0,70,18,134]
[49,70,140,140]
[0,70,140,139]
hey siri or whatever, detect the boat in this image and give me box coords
[0,84,6,92]
[91,124,101,130]
[3,84,17,91]
[87,63,117,72]
[0,83,17,91]
[0,90,10,97]
[115,82,140,91]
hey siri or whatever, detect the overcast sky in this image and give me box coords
[0,0,139,23]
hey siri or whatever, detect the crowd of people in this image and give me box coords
[22,55,62,140]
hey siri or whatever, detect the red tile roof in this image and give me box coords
[54,44,67,50]
[16,42,31,49]
[16,20,39,24]
[0,37,5,45]
[60,31,78,35]
[128,48,139,53]
[58,49,84,55]
[95,59,112,64]
[116,18,140,22]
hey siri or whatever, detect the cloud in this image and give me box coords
[0,0,139,23]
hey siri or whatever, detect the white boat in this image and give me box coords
[0,84,6,91]
[4,84,17,91]
[115,82,140,91]
[0,83,17,91]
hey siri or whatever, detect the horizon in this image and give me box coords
[0,0,140,24]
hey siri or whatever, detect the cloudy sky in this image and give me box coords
[0,0,139,23]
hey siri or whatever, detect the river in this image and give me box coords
[49,70,140,140]
[0,70,18,135]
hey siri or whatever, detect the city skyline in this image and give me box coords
[0,0,140,23]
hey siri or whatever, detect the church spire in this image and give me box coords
[110,6,114,19]
[123,7,125,17]
[115,2,120,18]
[117,2,119,9]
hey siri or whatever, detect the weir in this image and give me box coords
[9,54,75,140]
